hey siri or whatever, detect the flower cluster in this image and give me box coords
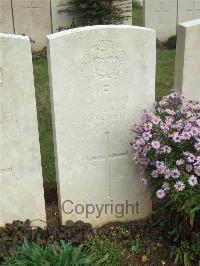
[131,91,200,200]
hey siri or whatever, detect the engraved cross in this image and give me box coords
[154,2,168,25]
[23,0,39,14]
[87,132,127,197]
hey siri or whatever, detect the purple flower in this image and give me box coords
[196,156,200,163]
[136,138,145,146]
[174,181,185,191]
[181,131,191,140]
[151,140,160,150]
[160,123,169,132]
[165,117,173,126]
[151,115,160,125]
[186,153,196,163]
[165,109,176,116]
[188,175,198,186]
[162,145,172,154]
[195,142,200,151]
[194,166,200,176]
[162,182,170,191]
[144,122,153,131]
[156,189,166,199]
[186,164,193,172]
[190,127,199,137]
[172,132,181,143]
[156,161,167,174]
[164,170,171,179]
[171,169,180,179]
[176,159,184,165]
[185,122,193,131]
[142,132,152,141]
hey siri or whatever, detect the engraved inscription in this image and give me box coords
[65,95,129,131]
[81,39,129,93]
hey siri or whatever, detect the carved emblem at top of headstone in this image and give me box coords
[81,39,129,93]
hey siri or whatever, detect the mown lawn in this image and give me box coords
[33,59,56,184]
[33,6,176,184]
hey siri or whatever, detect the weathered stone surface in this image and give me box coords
[144,0,177,41]
[178,0,200,23]
[0,33,46,227]
[47,25,155,227]
[12,0,51,51]
[0,0,14,33]
[174,19,200,101]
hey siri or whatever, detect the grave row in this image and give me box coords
[144,0,200,41]
[0,0,132,51]
[0,21,199,227]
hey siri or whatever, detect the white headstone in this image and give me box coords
[144,0,177,41]
[0,33,46,227]
[174,19,200,101]
[0,0,14,33]
[12,0,52,51]
[51,0,73,33]
[47,25,155,227]
[178,0,200,23]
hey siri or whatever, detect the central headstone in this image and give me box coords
[47,25,155,227]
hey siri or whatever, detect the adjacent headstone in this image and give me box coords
[178,0,200,23]
[12,0,52,50]
[0,33,46,227]
[144,0,177,41]
[51,0,73,32]
[174,19,200,101]
[0,0,14,33]
[47,25,155,227]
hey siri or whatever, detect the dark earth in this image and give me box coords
[0,185,184,265]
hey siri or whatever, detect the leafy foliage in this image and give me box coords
[85,236,127,265]
[132,0,142,9]
[165,35,177,50]
[3,240,91,266]
[131,91,200,264]
[58,0,131,27]
[0,220,93,260]
[131,91,200,221]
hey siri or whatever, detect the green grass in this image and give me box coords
[132,5,143,26]
[156,49,176,100]
[33,59,56,184]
